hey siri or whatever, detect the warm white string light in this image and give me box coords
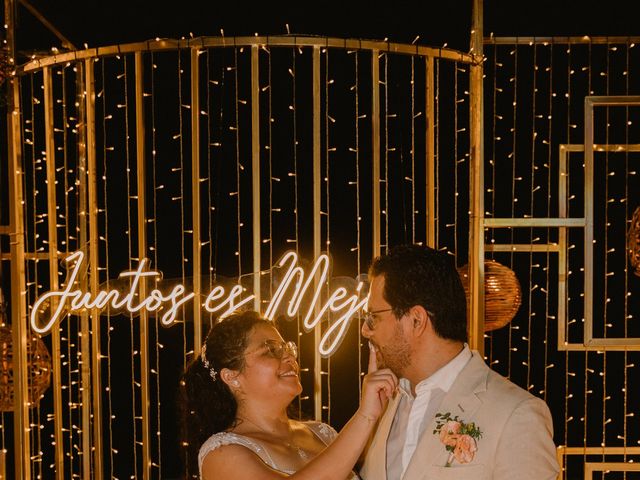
[98,56,116,476]
[121,53,140,476]
[508,45,518,379]
[150,50,163,476]
[324,47,331,424]
[542,42,554,402]
[383,53,389,253]
[61,63,76,477]
[435,58,440,248]
[233,47,242,276]
[525,43,537,394]
[27,68,43,480]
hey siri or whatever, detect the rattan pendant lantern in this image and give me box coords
[457,260,522,331]
[0,298,52,413]
[628,206,640,277]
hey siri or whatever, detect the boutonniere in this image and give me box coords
[433,412,482,467]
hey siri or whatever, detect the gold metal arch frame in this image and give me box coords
[4,34,479,479]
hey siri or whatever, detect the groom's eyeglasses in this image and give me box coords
[362,308,393,330]
[248,340,298,360]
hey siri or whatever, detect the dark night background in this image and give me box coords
[3,1,639,478]
[11,1,640,58]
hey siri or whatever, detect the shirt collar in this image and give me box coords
[398,344,472,398]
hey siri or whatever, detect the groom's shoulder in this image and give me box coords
[482,362,542,408]
[464,352,541,406]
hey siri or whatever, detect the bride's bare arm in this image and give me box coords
[200,444,289,479]
[201,348,397,480]
[288,348,397,480]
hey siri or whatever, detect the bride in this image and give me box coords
[179,310,397,479]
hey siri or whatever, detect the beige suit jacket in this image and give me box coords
[359,352,559,480]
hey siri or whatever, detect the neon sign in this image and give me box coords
[30,251,367,356]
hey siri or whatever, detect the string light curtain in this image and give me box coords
[484,36,640,479]
[3,37,473,479]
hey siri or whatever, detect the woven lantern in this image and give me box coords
[0,47,12,88]
[457,260,522,331]
[0,326,52,411]
[628,206,640,277]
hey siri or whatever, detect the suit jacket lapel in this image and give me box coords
[361,391,402,480]
[401,352,489,479]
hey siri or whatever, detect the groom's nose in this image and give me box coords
[361,320,372,339]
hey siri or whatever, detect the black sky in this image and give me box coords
[11,0,640,60]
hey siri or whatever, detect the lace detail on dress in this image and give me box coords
[198,431,278,474]
[306,421,338,445]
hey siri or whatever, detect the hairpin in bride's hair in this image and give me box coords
[201,344,218,381]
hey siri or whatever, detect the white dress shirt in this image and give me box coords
[385,344,472,480]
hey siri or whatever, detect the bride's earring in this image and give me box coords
[232,380,240,387]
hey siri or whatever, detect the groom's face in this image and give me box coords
[362,275,411,377]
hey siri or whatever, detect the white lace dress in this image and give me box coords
[198,421,360,479]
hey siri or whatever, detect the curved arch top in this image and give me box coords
[18,35,474,73]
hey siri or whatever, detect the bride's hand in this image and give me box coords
[358,343,398,421]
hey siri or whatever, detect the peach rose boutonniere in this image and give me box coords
[433,412,482,467]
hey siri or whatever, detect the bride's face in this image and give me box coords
[236,324,302,402]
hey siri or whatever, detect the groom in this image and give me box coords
[359,245,559,480]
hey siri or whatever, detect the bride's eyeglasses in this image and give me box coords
[247,340,298,360]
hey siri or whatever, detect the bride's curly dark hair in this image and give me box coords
[178,310,272,477]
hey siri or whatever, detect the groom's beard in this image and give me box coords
[375,326,411,378]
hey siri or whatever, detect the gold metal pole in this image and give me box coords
[5,2,30,476]
[190,48,203,353]
[371,50,381,258]
[312,46,322,421]
[7,52,32,480]
[43,66,65,479]
[425,56,435,248]
[583,98,594,349]
[468,0,485,352]
[484,218,584,228]
[84,57,104,478]
[0,251,65,261]
[75,60,93,480]
[251,45,262,313]
[484,35,640,45]
[135,52,152,480]
[558,145,569,350]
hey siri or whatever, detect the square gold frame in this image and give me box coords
[555,446,640,480]
[583,96,640,349]
[557,142,640,350]
[584,462,640,478]
[485,95,640,351]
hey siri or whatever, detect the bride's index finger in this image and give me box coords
[368,341,378,373]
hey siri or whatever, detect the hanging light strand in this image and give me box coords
[150,50,163,477]
[99,57,115,476]
[324,46,331,425]
[507,44,519,379]
[353,49,363,399]
[122,54,140,476]
[525,42,538,394]
[543,42,555,401]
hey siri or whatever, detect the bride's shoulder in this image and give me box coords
[200,431,253,450]
[198,431,282,479]
[198,431,266,466]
